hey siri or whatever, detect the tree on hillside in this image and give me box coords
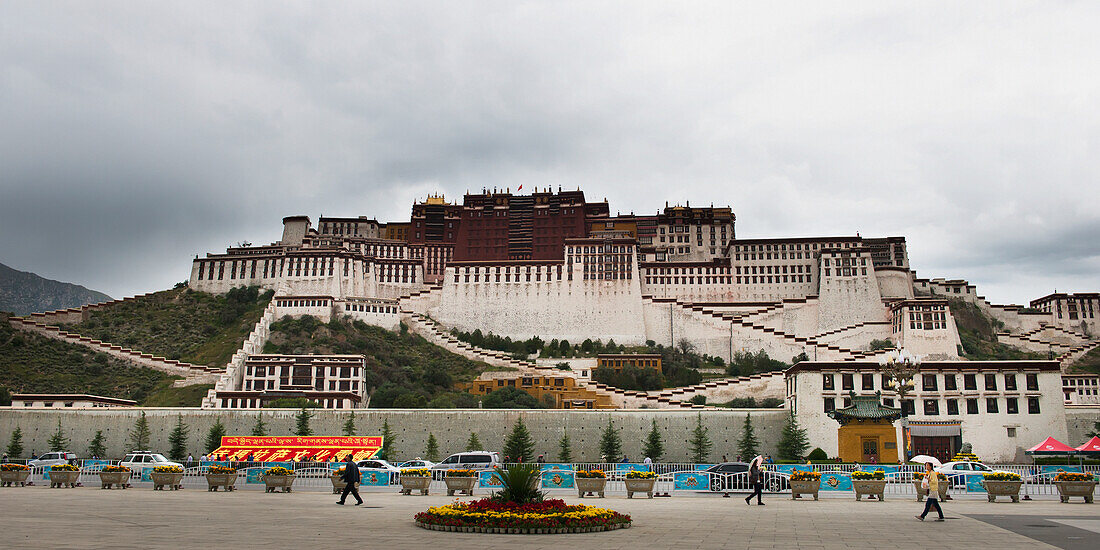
[294,407,314,436]
[642,420,664,462]
[377,420,395,461]
[503,418,535,462]
[6,427,24,458]
[48,418,70,452]
[776,414,809,461]
[250,414,268,436]
[168,414,190,461]
[129,411,151,451]
[425,433,440,462]
[1089,420,1100,438]
[87,430,106,459]
[599,419,622,461]
[205,418,226,454]
[342,412,356,436]
[465,432,483,452]
[557,431,573,463]
[737,413,759,459]
[689,414,713,463]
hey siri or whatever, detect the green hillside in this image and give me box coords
[1071,346,1100,375]
[0,261,112,315]
[0,312,204,406]
[263,315,507,408]
[948,298,1047,361]
[62,286,272,367]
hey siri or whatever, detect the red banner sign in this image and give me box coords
[208,436,383,462]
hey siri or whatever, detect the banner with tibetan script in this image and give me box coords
[208,436,383,462]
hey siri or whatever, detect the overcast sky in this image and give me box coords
[1,2,1097,304]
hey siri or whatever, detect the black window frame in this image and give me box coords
[986,397,999,413]
[1006,397,1018,414]
[966,399,979,414]
[946,399,959,416]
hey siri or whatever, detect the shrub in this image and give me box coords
[489,464,545,504]
[806,448,828,461]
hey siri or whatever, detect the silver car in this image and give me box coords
[28,451,78,468]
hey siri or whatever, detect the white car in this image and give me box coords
[399,459,436,469]
[934,461,1013,486]
[28,452,78,469]
[120,452,184,477]
[356,459,400,483]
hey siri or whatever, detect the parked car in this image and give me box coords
[357,459,401,483]
[28,452,78,469]
[399,459,436,469]
[120,452,183,477]
[429,451,502,478]
[934,461,1014,487]
[704,462,789,493]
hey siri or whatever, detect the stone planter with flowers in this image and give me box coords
[330,466,358,494]
[399,468,431,495]
[789,471,821,501]
[1053,472,1097,503]
[98,465,132,489]
[444,469,477,496]
[205,465,238,491]
[913,471,949,502]
[576,470,607,498]
[1,464,31,487]
[151,465,184,490]
[983,472,1023,502]
[851,471,886,501]
[47,464,80,488]
[624,471,657,499]
[262,466,296,493]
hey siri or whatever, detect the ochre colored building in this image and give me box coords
[827,394,902,463]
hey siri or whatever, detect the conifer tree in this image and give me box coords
[205,418,226,454]
[776,413,809,461]
[737,413,760,460]
[503,417,535,462]
[557,431,573,463]
[465,432,482,452]
[294,407,314,436]
[425,433,440,461]
[642,419,664,462]
[48,418,69,452]
[342,412,356,436]
[377,420,395,461]
[689,413,713,463]
[250,414,268,436]
[6,427,23,458]
[599,418,622,462]
[87,430,106,459]
[129,411,151,451]
[168,414,190,461]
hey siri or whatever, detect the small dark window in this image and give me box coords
[944,375,957,391]
[985,374,997,391]
[862,374,874,391]
[924,399,939,415]
[902,400,915,416]
[1026,374,1039,391]
[986,397,999,413]
[1004,374,1017,391]
[842,374,854,391]
[1027,397,1041,414]
[946,399,959,415]
[964,374,977,391]
[922,374,938,391]
[823,398,835,413]
[1006,397,1018,414]
[966,399,979,414]
[822,374,834,391]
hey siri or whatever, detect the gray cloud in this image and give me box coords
[1,2,1097,303]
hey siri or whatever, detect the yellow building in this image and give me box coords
[456,374,616,409]
[596,353,662,372]
[827,394,902,463]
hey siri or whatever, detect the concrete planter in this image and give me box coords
[151,472,184,490]
[205,473,238,491]
[330,473,359,494]
[263,474,296,493]
[1055,481,1097,503]
[444,476,476,496]
[852,480,887,501]
[624,478,656,499]
[984,480,1022,503]
[98,471,131,489]
[0,470,31,487]
[48,470,80,488]
[576,477,607,498]
[400,475,431,495]
[913,480,949,502]
[790,480,820,501]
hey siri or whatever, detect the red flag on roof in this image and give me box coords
[1076,436,1100,454]
[1025,436,1077,454]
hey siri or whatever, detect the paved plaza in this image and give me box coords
[1,485,1097,549]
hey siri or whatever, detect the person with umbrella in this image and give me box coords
[744,456,765,506]
[913,458,944,522]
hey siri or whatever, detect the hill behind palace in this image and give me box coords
[0,262,112,315]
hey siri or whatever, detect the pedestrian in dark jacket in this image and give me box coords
[337,455,362,505]
[745,456,764,505]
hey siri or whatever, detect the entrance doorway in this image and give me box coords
[911,436,955,462]
[861,437,880,462]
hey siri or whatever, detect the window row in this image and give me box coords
[823,372,1040,392]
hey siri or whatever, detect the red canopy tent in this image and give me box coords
[1026,436,1077,455]
[1075,436,1100,455]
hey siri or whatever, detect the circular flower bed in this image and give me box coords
[414,498,631,534]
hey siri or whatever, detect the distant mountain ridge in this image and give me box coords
[0,262,112,315]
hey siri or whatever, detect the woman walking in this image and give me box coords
[916,462,944,521]
[745,456,764,505]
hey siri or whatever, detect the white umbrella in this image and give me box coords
[909,455,942,467]
[750,455,763,468]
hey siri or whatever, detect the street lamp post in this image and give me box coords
[880,350,920,463]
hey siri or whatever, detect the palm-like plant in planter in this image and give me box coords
[490,464,545,504]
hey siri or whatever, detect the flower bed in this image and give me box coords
[0,464,31,487]
[98,465,131,489]
[50,464,80,472]
[1,464,30,471]
[789,471,821,501]
[1054,472,1094,482]
[151,465,184,491]
[101,465,131,473]
[208,466,237,475]
[400,468,431,477]
[851,471,885,480]
[576,470,606,478]
[983,472,1021,481]
[913,472,949,502]
[414,498,631,534]
[153,465,183,474]
[445,469,477,477]
[444,469,477,496]
[264,466,292,476]
[625,471,656,479]
[790,471,821,482]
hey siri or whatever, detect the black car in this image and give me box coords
[704,462,789,493]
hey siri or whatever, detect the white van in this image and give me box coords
[429,451,502,474]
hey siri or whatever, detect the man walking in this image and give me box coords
[337,454,362,506]
[916,462,944,521]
